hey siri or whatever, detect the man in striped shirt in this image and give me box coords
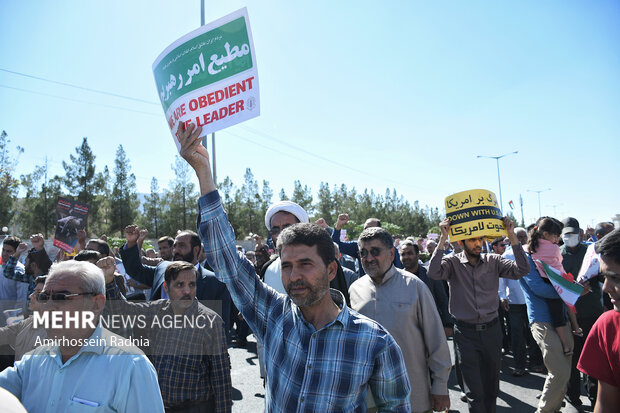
[179,122,411,412]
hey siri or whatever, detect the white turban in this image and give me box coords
[264,201,309,230]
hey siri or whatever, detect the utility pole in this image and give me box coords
[519,194,524,227]
[527,188,551,218]
[200,0,217,185]
[476,151,518,214]
[43,156,49,238]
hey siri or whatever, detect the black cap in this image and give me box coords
[561,217,580,235]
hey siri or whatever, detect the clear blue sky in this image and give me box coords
[1,0,619,230]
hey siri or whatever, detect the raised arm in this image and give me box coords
[120,225,158,287]
[177,122,279,341]
[97,257,152,317]
[331,214,361,258]
[496,217,530,279]
[427,219,453,281]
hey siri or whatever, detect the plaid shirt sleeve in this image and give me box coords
[198,190,282,343]
[205,310,232,413]
[3,256,28,283]
[208,352,232,413]
[368,333,412,412]
[104,281,153,317]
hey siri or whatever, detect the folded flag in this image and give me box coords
[537,260,584,310]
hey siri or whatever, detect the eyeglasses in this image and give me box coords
[359,247,386,258]
[270,224,293,236]
[36,292,96,303]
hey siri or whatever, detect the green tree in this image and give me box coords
[316,182,334,224]
[0,130,24,227]
[17,158,62,237]
[291,180,313,213]
[239,168,261,235]
[218,176,242,236]
[260,180,273,219]
[94,166,112,236]
[62,137,104,232]
[110,145,140,236]
[140,178,161,238]
[161,156,197,234]
[279,188,289,201]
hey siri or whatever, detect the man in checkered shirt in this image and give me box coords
[99,258,232,412]
[178,123,411,412]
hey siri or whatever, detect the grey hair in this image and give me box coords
[358,227,394,249]
[47,260,105,295]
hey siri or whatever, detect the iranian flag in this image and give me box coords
[536,260,584,311]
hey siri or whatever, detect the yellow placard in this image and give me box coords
[445,189,507,241]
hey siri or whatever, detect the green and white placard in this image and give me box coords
[153,7,259,151]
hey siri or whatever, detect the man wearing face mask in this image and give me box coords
[560,217,604,407]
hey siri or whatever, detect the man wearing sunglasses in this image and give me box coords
[428,218,529,413]
[0,260,165,412]
[350,227,452,412]
[490,237,507,255]
[332,213,403,276]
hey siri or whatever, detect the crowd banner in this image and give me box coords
[152,7,260,151]
[445,189,507,242]
[577,243,600,283]
[53,197,89,253]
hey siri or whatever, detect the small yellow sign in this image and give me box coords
[445,189,507,241]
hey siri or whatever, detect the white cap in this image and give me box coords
[264,201,309,230]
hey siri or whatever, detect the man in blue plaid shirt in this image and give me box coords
[178,123,411,412]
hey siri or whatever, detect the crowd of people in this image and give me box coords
[0,123,617,412]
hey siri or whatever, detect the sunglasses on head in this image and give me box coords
[36,292,96,303]
[359,247,385,258]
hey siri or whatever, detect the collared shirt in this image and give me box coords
[0,260,28,302]
[105,283,232,412]
[349,266,451,412]
[428,244,529,323]
[499,247,526,305]
[0,324,164,412]
[0,317,47,360]
[199,191,411,412]
[2,256,28,284]
[414,265,452,327]
[263,257,286,293]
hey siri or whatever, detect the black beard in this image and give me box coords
[174,251,195,263]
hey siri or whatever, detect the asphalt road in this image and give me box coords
[229,335,593,412]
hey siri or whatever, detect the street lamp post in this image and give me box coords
[476,151,518,215]
[527,188,551,218]
[200,0,217,185]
